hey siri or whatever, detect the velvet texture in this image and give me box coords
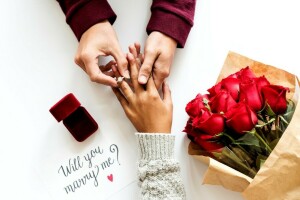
[63,106,98,142]
[50,93,98,142]
[57,0,196,46]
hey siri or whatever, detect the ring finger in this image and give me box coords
[112,65,134,101]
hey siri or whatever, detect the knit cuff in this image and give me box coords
[135,133,175,161]
[146,9,192,48]
[67,0,117,41]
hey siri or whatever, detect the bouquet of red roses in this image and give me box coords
[184,55,296,179]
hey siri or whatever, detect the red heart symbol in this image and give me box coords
[107,174,113,182]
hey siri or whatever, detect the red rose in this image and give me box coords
[235,66,257,79]
[194,135,224,151]
[255,76,270,91]
[185,94,209,118]
[261,85,289,114]
[225,103,258,134]
[208,77,240,100]
[221,77,240,100]
[239,77,263,111]
[183,118,199,141]
[208,82,222,97]
[192,108,225,135]
[209,90,237,113]
[255,76,271,104]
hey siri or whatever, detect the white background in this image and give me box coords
[1,0,300,199]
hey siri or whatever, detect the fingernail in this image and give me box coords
[124,70,130,79]
[138,75,147,84]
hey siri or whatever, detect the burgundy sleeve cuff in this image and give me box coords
[67,0,116,41]
[146,9,193,48]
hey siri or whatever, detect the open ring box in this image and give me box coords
[49,93,98,142]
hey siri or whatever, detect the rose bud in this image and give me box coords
[192,108,225,136]
[255,76,270,93]
[209,90,237,113]
[208,77,240,100]
[236,66,257,79]
[239,77,263,112]
[185,94,209,118]
[221,77,240,100]
[261,85,289,114]
[208,82,222,98]
[194,134,224,151]
[183,118,199,141]
[225,103,258,134]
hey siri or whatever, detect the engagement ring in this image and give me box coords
[116,76,124,83]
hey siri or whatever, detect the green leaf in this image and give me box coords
[265,103,276,117]
[286,99,296,113]
[233,132,261,148]
[282,100,296,123]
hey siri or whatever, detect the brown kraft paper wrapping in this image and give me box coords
[188,51,300,199]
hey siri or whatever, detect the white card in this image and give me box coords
[36,113,138,200]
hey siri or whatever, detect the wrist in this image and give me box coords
[142,123,172,134]
[151,31,177,48]
[81,20,110,40]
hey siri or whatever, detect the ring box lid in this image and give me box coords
[49,93,81,122]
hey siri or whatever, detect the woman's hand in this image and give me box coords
[112,45,173,133]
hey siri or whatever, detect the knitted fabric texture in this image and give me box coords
[136,133,186,200]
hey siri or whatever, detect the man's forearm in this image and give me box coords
[146,0,196,48]
[56,0,116,40]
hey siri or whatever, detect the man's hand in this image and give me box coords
[112,51,173,133]
[75,20,129,87]
[138,31,177,89]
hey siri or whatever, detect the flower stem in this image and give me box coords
[221,150,257,178]
[279,115,289,125]
[222,132,235,143]
[222,133,249,157]
[254,131,272,154]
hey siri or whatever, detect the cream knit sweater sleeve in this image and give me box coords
[135,133,186,200]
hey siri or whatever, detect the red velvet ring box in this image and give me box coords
[49,93,98,142]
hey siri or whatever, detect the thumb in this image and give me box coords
[111,47,129,79]
[139,51,156,84]
[162,82,172,108]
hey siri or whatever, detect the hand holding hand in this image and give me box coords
[75,20,129,87]
[112,48,173,133]
[138,31,177,89]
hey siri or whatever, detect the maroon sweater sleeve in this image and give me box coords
[147,0,196,48]
[57,0,117,41]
